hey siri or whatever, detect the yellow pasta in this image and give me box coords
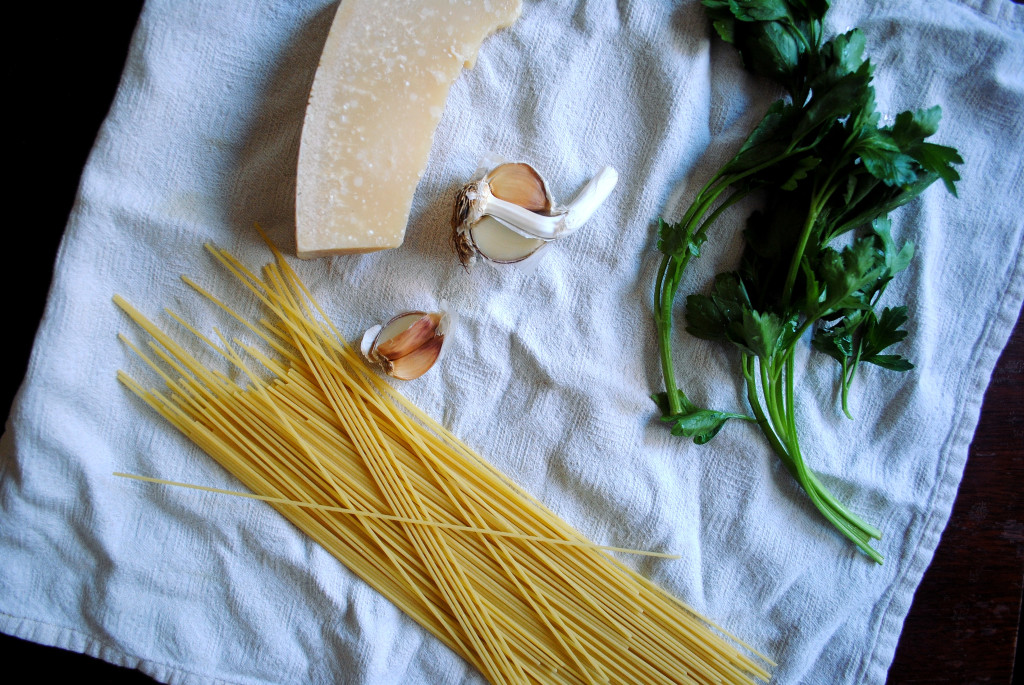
[114,237,773,685]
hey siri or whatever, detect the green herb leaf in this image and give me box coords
[861,306,914,369]
[780,155,821,190]
[685,273,756,353]
[657,217,708,261]
[814,237,884,314]
[872,217,914,279]
[652,391,751,444]
[723,100,796,175]
[742,308,792,361]
[859,140,919,187]
[914,142,963,196]
[891,106,963,195]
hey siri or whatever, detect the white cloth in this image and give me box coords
[2,0,1022,683]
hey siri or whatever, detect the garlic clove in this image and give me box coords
[362,311,447,380]
[376,312,443,360]
[485,163,554,213]
[388,334,445,380]
[470,215,545,264]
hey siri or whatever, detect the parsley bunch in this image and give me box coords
[653,0,962,563]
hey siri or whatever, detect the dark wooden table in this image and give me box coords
[3,4,1020,683]
[887,313,1023,684]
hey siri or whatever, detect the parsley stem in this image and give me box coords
[694,191,747,244]
[746,353,883,558]
[684,184,730,235]
[783,18,814,65]
[785,351,798,441]
[783,178,841,306]
[782,203,820,304]
[656,254,685,415]
[680,173,727,228]
[743,355,792,471]
[654,183,746,417]
[654,253,669,327]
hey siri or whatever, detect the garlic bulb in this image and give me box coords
[360,311,448,380]
[451,159,619,268]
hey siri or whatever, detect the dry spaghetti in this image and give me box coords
[115,238,773,685]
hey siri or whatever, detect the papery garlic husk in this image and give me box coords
[360,311,448,380]
[451,160,618,269]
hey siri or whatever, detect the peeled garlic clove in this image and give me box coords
[484,163,555,213]
[361,311,447,380]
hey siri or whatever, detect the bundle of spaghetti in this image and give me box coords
[114,239,773,685]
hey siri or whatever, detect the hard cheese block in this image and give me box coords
[295,0,522,259]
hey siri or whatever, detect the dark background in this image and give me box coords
[2,3,1020,683]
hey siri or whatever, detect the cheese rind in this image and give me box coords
[295,0,522,259]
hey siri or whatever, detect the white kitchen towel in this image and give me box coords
[2,0,1022,683]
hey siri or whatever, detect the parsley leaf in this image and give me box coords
[652,391,752,445]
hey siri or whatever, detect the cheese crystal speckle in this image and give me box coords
[295,0,523,259]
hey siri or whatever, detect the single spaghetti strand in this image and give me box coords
[109,472,672,559]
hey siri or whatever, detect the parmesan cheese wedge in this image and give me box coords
[295,0,523,259]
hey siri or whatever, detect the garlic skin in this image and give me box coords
[360,311,449,380]
[451,159,618,268]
